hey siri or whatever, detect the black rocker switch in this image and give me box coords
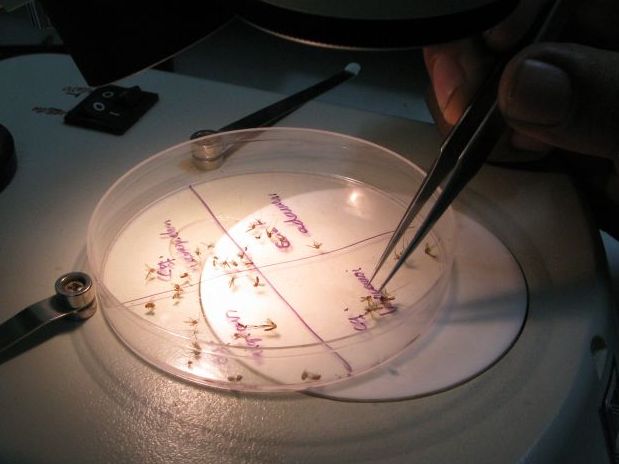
[64,85,158,135]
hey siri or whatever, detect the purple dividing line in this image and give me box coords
[122,228,393,307]
[188,184,353,373]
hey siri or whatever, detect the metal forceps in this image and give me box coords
[371,0,571,291]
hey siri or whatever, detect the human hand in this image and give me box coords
[423,0,619,159]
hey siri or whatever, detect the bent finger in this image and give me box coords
[424,39,492,126]
[499,42,619,159]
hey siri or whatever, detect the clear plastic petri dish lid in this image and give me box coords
[87,128,456,392]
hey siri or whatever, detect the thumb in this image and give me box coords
[498,43,619,159]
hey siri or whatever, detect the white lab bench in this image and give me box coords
[0,53,617,463]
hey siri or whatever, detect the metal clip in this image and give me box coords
[190,129,225,170]
[0,272,97,354]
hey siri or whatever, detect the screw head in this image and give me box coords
[190,130,225,170]
[55,272,97,319]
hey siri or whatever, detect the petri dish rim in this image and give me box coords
[86,127,456,389]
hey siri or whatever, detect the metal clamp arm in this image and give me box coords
[0,272,96,354]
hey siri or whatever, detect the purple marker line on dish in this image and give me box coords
[189,184,353,373]
[123,220,397,307]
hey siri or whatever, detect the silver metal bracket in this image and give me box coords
[0,272,96,354]
[190,129,226,170]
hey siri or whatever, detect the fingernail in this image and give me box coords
[505,59,572,126]
[432,55,464,112]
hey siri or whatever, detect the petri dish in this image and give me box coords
[87,128,456,392]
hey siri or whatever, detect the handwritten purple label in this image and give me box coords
[226,310,263,359]
[269,193,309,234]
[351,267,396,315]
[346,267,397,331]
[269,226,291,249]
[348,314,369,331]
[156,257,175,280]
[160,219,200,271]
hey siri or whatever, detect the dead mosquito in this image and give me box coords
[144,301,156,315]
[237,319,276,332]
[379,290,396,305]
[190,340,202,359]
[185,318,199,327]
[145,264,156,281]
[246,218,265,232]
[424,242,439,260]
[364,299,383,316]
[301,370,321,381]
[262,318,277,331]
[172,283,184,300]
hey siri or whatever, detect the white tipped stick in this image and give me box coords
[345,62,361,76]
